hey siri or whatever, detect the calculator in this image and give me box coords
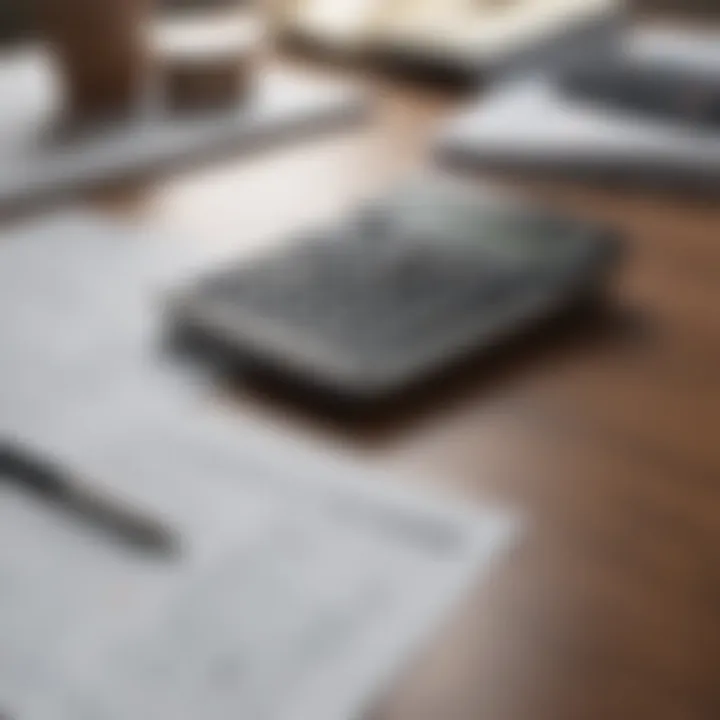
[169,177,621,402]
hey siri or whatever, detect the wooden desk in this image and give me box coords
[94,59,720,720]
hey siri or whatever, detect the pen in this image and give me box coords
[0,443,179,557]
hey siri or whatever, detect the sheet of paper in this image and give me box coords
[0,404,517,720]
[0,211,218,442]
[0,212,519,720]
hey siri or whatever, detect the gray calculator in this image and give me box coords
[170,177,621,401]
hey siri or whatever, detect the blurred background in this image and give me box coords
[1,0,718,46]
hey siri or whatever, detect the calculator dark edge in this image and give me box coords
[167,223,621,406]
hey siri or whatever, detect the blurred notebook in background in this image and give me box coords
[436,26,720,190]
[0,210,518,720]
[279,0,624,82]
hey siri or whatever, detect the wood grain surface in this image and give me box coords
[90,55,720,720]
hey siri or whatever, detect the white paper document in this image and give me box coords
[0,408,517,720]
[0,212,519,720]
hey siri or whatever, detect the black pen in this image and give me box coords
[0,443,179,557]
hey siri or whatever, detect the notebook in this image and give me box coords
[436,26,720,190]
